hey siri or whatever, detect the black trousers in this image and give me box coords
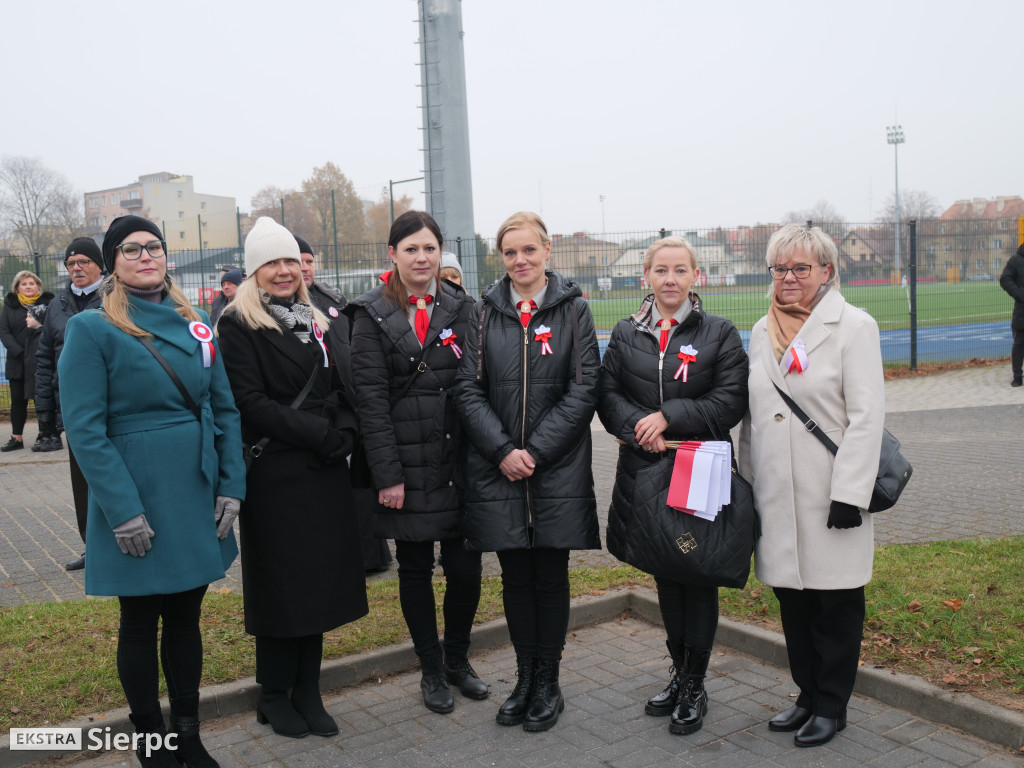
[255,634,323,690]
[117,585,208,715]
[654,576,719,649]
[394,538,482,659]
[497,548,570,661]
[68,445,89,543]
[8,378,27,435]
[1012,325,1023,382]
[773,586,865,719]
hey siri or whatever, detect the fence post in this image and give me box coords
[236,207,242,252]
[331,189,338,274]
[280,199,285,226]
[909,220,918,371]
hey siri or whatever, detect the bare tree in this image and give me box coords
[0,156,81,254]
[879,189,942,223]
[301,162,365,246]
[365,186,413,243]
[249,185,315,240]
[781,199,847,241]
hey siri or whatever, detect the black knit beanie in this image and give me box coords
[294,235,313,255]
[65,237,103,269]
[102,215,164,273]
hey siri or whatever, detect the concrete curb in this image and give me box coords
[2,588,1021,768]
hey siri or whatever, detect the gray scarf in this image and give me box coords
[262,291,313,343]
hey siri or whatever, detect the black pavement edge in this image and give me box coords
[2,588,1021,768]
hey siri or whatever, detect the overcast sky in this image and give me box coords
[2,0,1021,240]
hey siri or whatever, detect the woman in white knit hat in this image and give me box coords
[217,217,368,739]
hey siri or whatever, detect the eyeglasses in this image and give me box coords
[116,240,166,260]
[64,259,96,269]
[768,264,816,280]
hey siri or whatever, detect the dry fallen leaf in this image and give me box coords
[10,707,20,714]
[942,598,963,611]
[750,587,763,599]
[907,599,923,612]
[942,673,958,684]
[218,587,231,594]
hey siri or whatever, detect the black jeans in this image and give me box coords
[497,548,570,661]
[773,586,865,719]
[653,576,719,649]
[8,378,27,435]
[1012,325,1023,382]
[394,538,482,660]
[117,585,208,714]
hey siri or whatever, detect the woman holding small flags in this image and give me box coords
[597,235,748,736]
[347,210,485,716]
[60,215,245,768]
[453,211,601,732]
[217,217,367,739]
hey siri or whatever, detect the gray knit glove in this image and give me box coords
[113,514,155,557]
[214,496,241,540]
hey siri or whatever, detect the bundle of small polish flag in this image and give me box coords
[666,441,733,521]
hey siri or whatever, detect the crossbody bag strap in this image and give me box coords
[248,364,320,459]
[391,341,431,406]
[138,336,201,420]
[772,382,839,455]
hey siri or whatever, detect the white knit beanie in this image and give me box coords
[440,251,463,277]
[245,217,299,275]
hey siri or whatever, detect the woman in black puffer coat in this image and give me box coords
[598,236,747,737]
[348,211,485,717]
[453,211,600,733]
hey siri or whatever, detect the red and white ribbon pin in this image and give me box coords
[440,328,462,359]
[188,321,216,368]
[673,344,698,381]
[312,321,329,367]
[535,324,553,355]
[783,339,808,374]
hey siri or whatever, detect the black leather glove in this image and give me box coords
[37,409,57,438]
[827,500,862,530]
[319,428,355,464]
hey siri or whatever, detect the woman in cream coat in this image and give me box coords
[739,223,883,748]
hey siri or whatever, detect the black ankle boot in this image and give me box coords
[794,710,847,747]
[128,708,179,768]
[419,653,454,714]
[170,696,218,768]
[522,658,564,732]
[496,655,535,726]
[444,655,489,700]
[669,647,711,735]
[256,689,310,738]
[768,704,812,732]
[291,636,338,736]
[645,637,686,716]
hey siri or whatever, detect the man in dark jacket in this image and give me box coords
[35,237,105,570]
[210,268,242,326]
[999,242,1024,387]
[296,235,392,573]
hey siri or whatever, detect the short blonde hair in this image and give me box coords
[765,224,840,293]
[11,270,42,294]
[219,270,328,333]
[496,211,550,253]
[643,236,697,271]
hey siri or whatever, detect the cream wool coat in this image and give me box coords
[739,289,884,590]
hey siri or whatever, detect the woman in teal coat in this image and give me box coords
[60,216,245,768]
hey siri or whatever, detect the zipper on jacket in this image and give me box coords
[658,349,665,405]
[521,318,532,524]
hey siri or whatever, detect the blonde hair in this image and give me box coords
[102,275,201,337]
[496,211,550,253]
[219,271,329,333]
[11,270,42,294]
[643,236,697,271]
[765,224,841,295]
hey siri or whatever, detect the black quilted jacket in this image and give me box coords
[452,271,601,552]
[597,293,748,566]
[347,279,474,541]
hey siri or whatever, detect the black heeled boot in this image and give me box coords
[419,653,454,714]
[496,655,535,726]
[645,637,686,716]
[291,635,338,736]
[128,708,180,768]
[768,704,812,732]
[170,696,218,768]
[256,689,311,739]
[669,647,711,735]
[794,710,847,747]
[522,658,564,732]
[444,655,489,700]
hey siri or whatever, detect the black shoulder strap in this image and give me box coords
[249,364,319,458]
[772,383,839,455]
[138,336,201,420]
[391,342,431,406]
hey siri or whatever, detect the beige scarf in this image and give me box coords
[766,287,829,362]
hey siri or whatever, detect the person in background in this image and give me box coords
[60,215,244,768]
[453,211,601,733]
[999,242,1024,387]
[598,236,748,736]
[296,234,392,573]
[210,269,242,326]
[218,217,367,739]
[439,251,464,287]
[0,270,54,451]
[740,223,883,748]
[35,238,106,571]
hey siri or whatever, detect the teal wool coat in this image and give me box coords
[59,296,246,596]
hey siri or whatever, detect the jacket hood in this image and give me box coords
[480,270,581,313]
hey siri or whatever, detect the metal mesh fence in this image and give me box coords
[1,218,1020,412]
